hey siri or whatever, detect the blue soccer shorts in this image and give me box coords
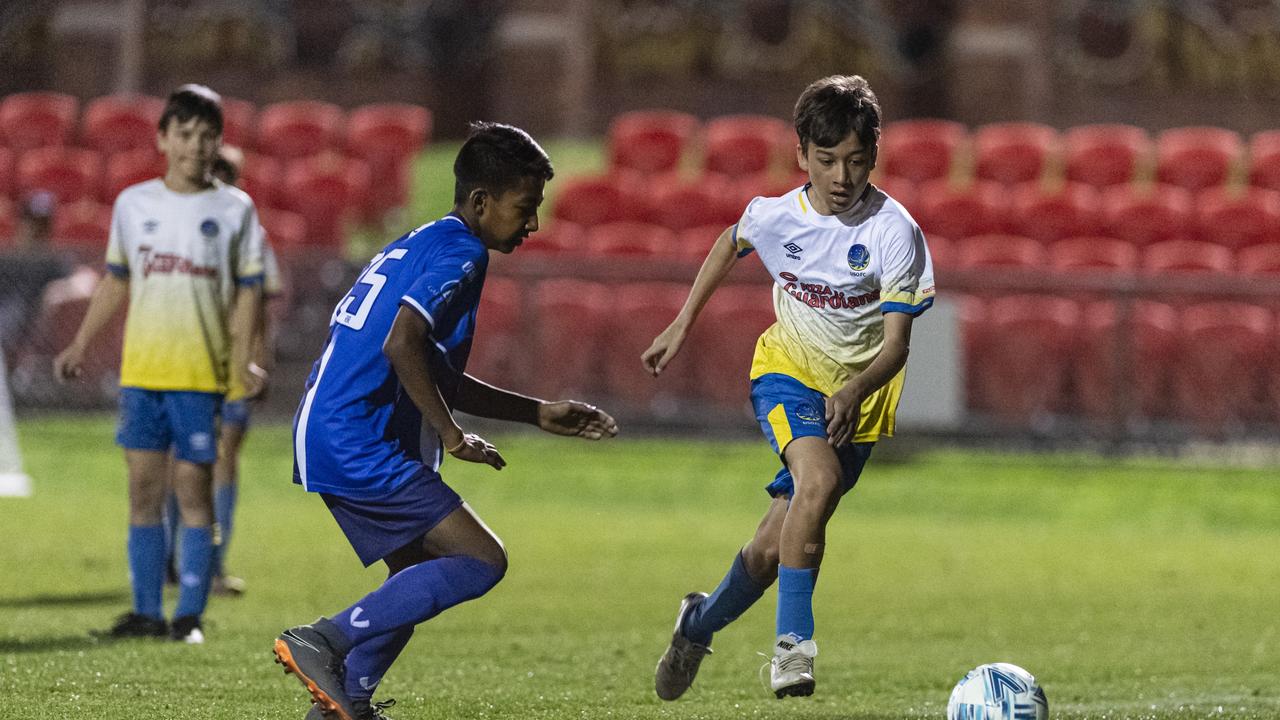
[116,388,222,464]
[749,372,875,498]
[222,399,251,429]
[321,470,464,567]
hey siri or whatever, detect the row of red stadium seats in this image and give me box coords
[0,92,430,161]
[963,297,1280,434]
[606,111,1280,194]
[553,171,1280,251]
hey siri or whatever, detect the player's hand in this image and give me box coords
[241,362,269,401]
[825,385,863,447]
[641,323,688,377]
[537,400,619,440]
[52,343,86,383]
[447,432,506,470]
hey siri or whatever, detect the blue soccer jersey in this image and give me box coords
[293,215,488,498]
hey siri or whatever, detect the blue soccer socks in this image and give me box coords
[212,484,237,576]
[776,565,819,642]
[174,526,214,618]
[127,524,166,620]
[683,551,769,645]
[332,555,505,647]
[344,626,414,702]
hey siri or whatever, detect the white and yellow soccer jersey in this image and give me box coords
[734,183,935,441]
[106,178,266,393]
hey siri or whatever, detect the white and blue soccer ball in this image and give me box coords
[946,662,1049,720]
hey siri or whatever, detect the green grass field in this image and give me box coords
[3,416,1278,719]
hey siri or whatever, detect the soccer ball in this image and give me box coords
[946,662,1049,720]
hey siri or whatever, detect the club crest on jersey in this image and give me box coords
[199,218,219,238]
[847,243,870,271]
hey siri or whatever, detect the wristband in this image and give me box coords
[444,434,467,454]
[247,362,269,379]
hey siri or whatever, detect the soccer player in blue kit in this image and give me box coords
[273,122,618,720]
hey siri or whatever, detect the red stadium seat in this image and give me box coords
[703,115,790,177]
[1238,242,1280,276]
[82,94,164,154]
[346,103,432,217]
[872,175,918,210]
[0,146,12,198]
[1048,236,1139,272]
[280,152,371,248]
[236,152,284,210]
[912,180,1008,241]
[0,92,78,151]
[1064,124,1151,188]
[603,282,694,410]
[954,234,1046,270]
[585,221,678,257]
[469,276,529,387]
[16,146,104,203]
[101,149,164,202]
[257,100,345,160]
[0,198,16,245]
[878,119,965,184]
[676,224,729,261]
[686,284,775,406]
[257,207,308,252]
[1156,126,1243,192]
[1194,186,1280,251]
[645,175,738,231]
[1008,182,1101,246]
[551,175,646,226]
[519,220,587,255]
[51,198,112,251]
[924,234,952,271]
[1142,239,1234,275]
[1075,301,1179,421]
[973,122,1059,185]
[530,279,611,398]
[1173,303,1273,434]
[1100,184,1193,247]
[1247,130,1280,191]
[963,295,1080,423]
[219,97,257,149]
[608,110,699,175]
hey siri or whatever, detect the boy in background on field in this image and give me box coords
[643,75,935,699]
[163,144,282,596]
[54,85,265,644]
[273,122,618,720]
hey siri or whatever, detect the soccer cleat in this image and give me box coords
[654,592,712,700]
[170,615,205,644]
[768,635,817,698]
[274,623,357,720]
[212,574,246,597]
[304,698,395,720]
[92,611,167,639]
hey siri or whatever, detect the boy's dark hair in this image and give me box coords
[793,75,881,152]
[158,83,223,134]
[453,121,554,204]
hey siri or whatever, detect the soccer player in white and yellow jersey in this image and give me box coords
[53,85,265,643]
[644,75,935,700]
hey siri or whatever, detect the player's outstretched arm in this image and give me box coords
[52,273,129,382]
[825,312,914,446]
[641,225,739,377]
[453,375,618,440]
[384,306,505,470]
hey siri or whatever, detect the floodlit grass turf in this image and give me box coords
[3,417,1278,719]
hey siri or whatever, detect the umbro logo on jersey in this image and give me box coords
[783,242,803,260]
[143,220,158,234]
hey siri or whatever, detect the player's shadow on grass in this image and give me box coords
[0,589,128,609]
[0,635,101,654]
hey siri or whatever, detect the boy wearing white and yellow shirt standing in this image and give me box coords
[54,84,264,644]
[645,75,934,700]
